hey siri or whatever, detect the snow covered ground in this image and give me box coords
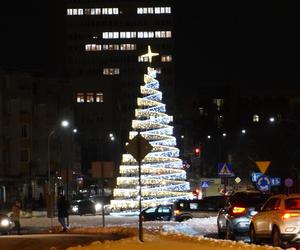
[19,215,299,250]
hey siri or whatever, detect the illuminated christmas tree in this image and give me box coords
[110,46,191,211]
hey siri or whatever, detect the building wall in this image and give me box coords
[0,69,80,207]
[63,0,175,174]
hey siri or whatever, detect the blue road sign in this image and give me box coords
[218,163,233,177]
[270,177,281,186]
[251,172,263,182]
[256,175,271,192]
[201,181,209,189]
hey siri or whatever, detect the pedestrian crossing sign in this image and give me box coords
[218,163,233,177]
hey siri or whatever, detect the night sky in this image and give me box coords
[1,1,300,89]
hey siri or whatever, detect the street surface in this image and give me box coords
[0,233,124,250]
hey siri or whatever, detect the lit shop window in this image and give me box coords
[138,56,149,62]
[76,93,85,103]
[253,114,259,122]
[137,31,154,38]
[161,55,172,62]
[103,44,119,50]
[85,44,101,51]
[120,44,136,50]
[96,92,104,102]
[120,32,137,39]
[103,68,120,75]
[137,7,171,14]
[86,93,95,103]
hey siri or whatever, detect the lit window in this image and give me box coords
[103,68,120,75]
[161,55,172,62]
[86,93,94,103]
[85,44,101,51]
[103,44,119,50]
[85,8,91,15]
[76,93,85,103]
[120,44,136,50]
[96,93,104,102]
[138,56,149,62]
[253,115,259,122]
[155,68,162,74]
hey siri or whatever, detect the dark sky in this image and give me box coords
[1,1,300,89]
[175,2,300,88]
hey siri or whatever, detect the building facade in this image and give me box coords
[62,0,175,177]
[0,69,80,208]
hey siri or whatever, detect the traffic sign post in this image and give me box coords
[217,163,233,194]
[256,175,271,193]
[126,131,153,242]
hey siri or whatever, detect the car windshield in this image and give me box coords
[285,198,300,210]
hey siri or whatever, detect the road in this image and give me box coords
[0,233,125,250]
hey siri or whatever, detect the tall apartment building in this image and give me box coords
[62,0,175,175]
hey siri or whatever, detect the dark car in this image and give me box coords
[0,213,14,235]
[174,195,227,222]
[141,204,173,221]
[70,199,101,215]
[217,190,270,240]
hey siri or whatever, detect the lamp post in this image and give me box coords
[47,120,69,231]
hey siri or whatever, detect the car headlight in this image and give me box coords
[72,205,79,213]
[1,218,10,227]
[95,203,102,211]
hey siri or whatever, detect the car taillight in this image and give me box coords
[231,206,246,215]
[282,212,300,219]
[174,209,180,215]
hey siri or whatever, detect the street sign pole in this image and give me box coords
[125,130,153,242]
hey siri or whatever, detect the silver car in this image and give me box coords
[217,190,270,240]
[250,193,300,247]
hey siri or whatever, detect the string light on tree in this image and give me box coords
[110,46,191,212]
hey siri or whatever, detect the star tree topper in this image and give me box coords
[141,45,159,63]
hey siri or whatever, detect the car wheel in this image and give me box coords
[225,223,234,240]
[217,226,225,239]
[249,224,257,244]
[272,227,282,247]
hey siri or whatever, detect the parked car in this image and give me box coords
[217,190,270,240]
[174,195,227,222]
[0,213,14,235]
[141,204,173,221]
[249,193,300,247]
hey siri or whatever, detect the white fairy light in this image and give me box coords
[110,62,191,212]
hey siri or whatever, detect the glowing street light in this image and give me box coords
[47,119,70,231]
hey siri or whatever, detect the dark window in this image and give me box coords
[285,198,300,210]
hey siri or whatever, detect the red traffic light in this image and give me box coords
[194,147,201,157]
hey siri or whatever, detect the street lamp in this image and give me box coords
[47,120,69,231]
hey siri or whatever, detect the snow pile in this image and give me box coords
[65,233,293,250]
